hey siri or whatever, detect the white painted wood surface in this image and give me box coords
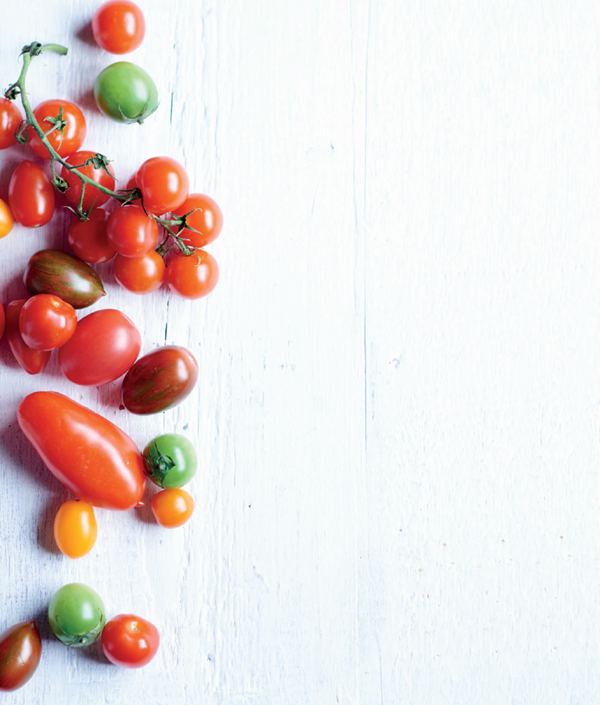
[0,1,598,702]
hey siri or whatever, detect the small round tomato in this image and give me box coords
[60,150,115,211]
[114,250,166,293]
[166,250,219,300]
[0,621,41,692]
[68,209,115,263]
[54,500,97,559]
[0,98,22,150]
[107,204,159,257]
[0,198,14,238]
[8,161,55,228]
[48,583,105,647]
[92,0,146,54]
[143,434,197,489]
[18,294,77,351]
[173,194,223,249]
[151,488,194,528]
[101,615,159,668]
[4,300,51,374]
[58,308,141,386]
[94,62,158,124]
[137,156,189,215]
[27,100,86,160]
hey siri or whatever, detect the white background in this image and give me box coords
[0,1,598,703]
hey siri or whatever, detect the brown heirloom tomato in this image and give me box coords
[5,300,51,375]
[8,161,55,228]
[0,621,41,692]
[121,345,198,414]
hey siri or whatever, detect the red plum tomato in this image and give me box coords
[68,209,115,264]
[8,161,55,228]
[107,204,159,257]
[19,294,77,351]
[27,100,86,159]
[0,98,22,150]
[5,300,51,374]
[114,250,166,294]
[92,1,146,54]
[101,615,159,668]
[60,150,115,210]
[173,193,223,249]
[136,156,189,215]
[166,250,219,300]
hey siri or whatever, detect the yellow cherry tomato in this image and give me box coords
[151,488,194,528]
[0,198,14,238]
[54,499,98,558]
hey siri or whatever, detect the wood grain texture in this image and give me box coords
[0,1,598,703]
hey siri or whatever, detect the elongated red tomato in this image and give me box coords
[8,161,55,228]
[5,300,51,375]
[18,392,146,510]
[0,98,23,150]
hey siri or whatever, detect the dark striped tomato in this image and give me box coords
[0,621,41,692]
[121,346,198,414]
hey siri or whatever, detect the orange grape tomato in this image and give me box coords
[53,499,98,558]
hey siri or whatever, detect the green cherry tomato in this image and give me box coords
[94,62,158,124]
[143,433,198,489]
[48,583,106,647]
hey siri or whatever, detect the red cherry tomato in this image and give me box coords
[68,209,116,264]
[0,98,23,150]
[18,294,77,351]
[166,250,219,300]
[107,204,159,257]
[101,615,159,668]
[58,308,141,386]
[173,193,223,249]
[114,250,166,294]
[27,100,86,160]
[8,161,55,228]
[136,156,189,215]
[4,300,51,375]
[92,1,146,54]
[60,150,115,211]
[151,488,194,528]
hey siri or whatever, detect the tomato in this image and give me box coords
[0,98,22,150]
[151,488,194,528]
[166,250,219,300]
[121,346,199,415]
[173,193,223,249]
[24,249,106,309]
[101,615,159,668]
[143,434,197,489]
[18,392,146,510]
[54,500,97,559]
[60,150,115,211]
[18,294,77,351]
[137,156,189,215]
[92,0,146,54]
[8,160,55,228]
[58,308,141,386]
[48,583,105,647]
[0,621,41,692]
[27,100,86,160]
[113,250,166,294]
[94,62,158,124]
[5,300,51,375]
[68,209,116,263]
[0,302,4,340]
[107,203,159,257]
[0,198,14,238]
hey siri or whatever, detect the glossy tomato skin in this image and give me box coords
[92,0,146,54]
[121,346,199,415]
[27,100,86,159]
[60,150,115,210]
[5,300,51,375]
[173,193,223,249]
[68,209,115,263]
[101,615,159,668]
[137,156,189,215]
[94,62,158,124]
[166,250,219,300]
[143,433,198,489]
[0,98,22,150]
[58,308,141,386]
[8,161,55,228]
[107,204,159,257]
[18,294,77,351]
[24,249,106,309]
[151,488,194,528]
[0,621,41,692]
[0,198,14,238]
[54,500,97,559]
[0,302,4,340]
[113,250,165,294]
[18,392,146,510]
[48,583,105,647]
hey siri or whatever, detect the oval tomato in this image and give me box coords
[27,100,86,160]
[19,294,77,351]
[24,249,106,309]
[5,300,51,375]
[94,62,158,124]
[92,0,146,54]
[60,150,116,211]
[0,98,23,150]
[121,346,199,415]
[166,250,219,300]
[68,209,116,264]
[48,583,105,647]
[58,309,141,386]
[18,392,146,510]
[137,156,189,215]
[151,488,194,528]
[54,500,98,559]
[8,160,55,228]
[0,621,41,692]
[113,250,165,294]
[173,193,223,249]
[107,203,159,257]
[0,198,14,238]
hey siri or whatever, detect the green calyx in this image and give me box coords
[143,442,176,488]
